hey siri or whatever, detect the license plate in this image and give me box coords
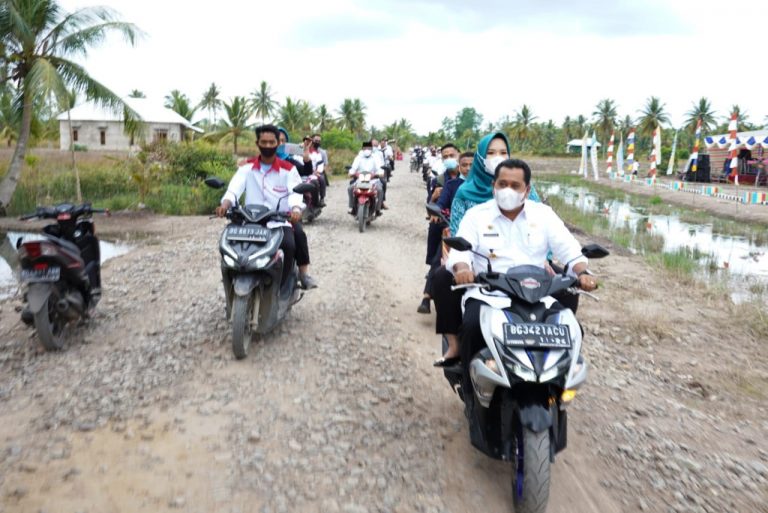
[20,266,60,283]
[227,226,270,243]
[503,323,572,349]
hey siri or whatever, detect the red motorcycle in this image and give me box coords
[351,170,381,233]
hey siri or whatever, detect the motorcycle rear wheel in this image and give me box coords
[512,427,551,513]
[231,295,254,359]
[34,296,66,351]
[358,204,367,233]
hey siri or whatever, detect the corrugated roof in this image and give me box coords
[57,98,204,133]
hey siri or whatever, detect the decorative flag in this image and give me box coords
[606,130,615,175]
[690,118,702,174]
[627,127,636,176]
[616,133,625,176]
[590,132,599,180]
[717,136,729,149]
[648,125,660,181]
[762,136,768,149]
[743,136,757,150]
[727,112,739,185]
[704,136,715,149]
[579,130,589,177]
[666,130,678,175]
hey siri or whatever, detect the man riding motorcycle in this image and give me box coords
[348,141,385,216]
[217,124,317,289]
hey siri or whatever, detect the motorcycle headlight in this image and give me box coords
[223,255,236,268]
[250,255,271,267]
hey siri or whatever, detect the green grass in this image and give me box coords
[645,246,710,279]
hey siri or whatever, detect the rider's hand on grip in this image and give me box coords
[453,264,475,285]
[578,273,598,292]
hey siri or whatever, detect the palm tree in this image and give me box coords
[59,88,82,201]
[220,96,251,154]
[164,89,195,122]
[337,98,361,135]
[619,114,634,131]
[510,104,537,151]
[638,96,670,139]
[0,0,140,213]
[729,104,749,125]
[277,97,303,134]
[250,80,278,125]
[297,100,315,133]
[0,85,18,147]
[128,89,145,98]
[198,82,222,129]
[575,115,587,136]
[316,104,333,132]
[684,97,716,134]
[592,98,617,152]
[352,98,366,135]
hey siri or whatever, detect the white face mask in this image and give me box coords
[484,155,505,175]
[494,187,525,211]
[362,149,372,157]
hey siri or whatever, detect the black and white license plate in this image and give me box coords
[227,226,270,243]
[20,266,60,283]
[503,323,572,349]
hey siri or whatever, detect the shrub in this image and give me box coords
[321,129,359,151]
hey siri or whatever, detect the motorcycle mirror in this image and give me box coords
[345,165,352,171]
[425,202,443,217]
[293,183,315,194]
[581,244,610,259]
[443,237,473,252]
[204,177,226,189]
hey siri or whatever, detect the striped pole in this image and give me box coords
[606,130,615,175]
[648,126,659,182]
[727,112,739,186]
[627,127,635,177]
[690,118,702,173]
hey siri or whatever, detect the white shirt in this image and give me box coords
[382,144,394,160]
[308,150,325,175]
[446,198,587,308]
[349,152,385,177]
[222,157,305,227]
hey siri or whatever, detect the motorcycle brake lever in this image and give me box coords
[567,287,600,301]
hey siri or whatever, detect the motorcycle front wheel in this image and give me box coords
[512,427,551,513]
[34,295,66,351]
[358,203,367,233]
[231,294,256,359]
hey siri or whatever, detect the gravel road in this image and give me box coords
[0,160,766,513]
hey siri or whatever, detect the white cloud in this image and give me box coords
[61,0,768,135]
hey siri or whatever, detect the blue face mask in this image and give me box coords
[443,158,458,171]
[276,144,288,160]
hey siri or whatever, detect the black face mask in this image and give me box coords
[312,141,321,149]
[259,146,277,158]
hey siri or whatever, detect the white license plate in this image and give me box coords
[503,323,572,349]
[20,266,61,283]
[227,226,270,243]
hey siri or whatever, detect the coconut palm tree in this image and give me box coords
[638,96,670,139]
[337,98,365,136]
[277,97,303,135]
[198,82,222,129]
[0,85,18,147]
[59,88,82,201]
[352,98,366,134]
[592,98,617,152]
[684,97,716,134]
[128,89,145,98]
[316,104,333,132]
[220,96,251,155]
[250,80,278,125]
[730,104,749,125]
[510,104,537,151]
[0,0,140,213]
[297,100,316,133]
[164,89,195,121]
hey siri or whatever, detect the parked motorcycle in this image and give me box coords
[17,203,109,350]
[442,236,608,513]
[205,177,315,359]
[300,174,324,223]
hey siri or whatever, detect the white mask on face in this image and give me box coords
[494,187,525,211]
[362,149,372,157]
[484,155,505,175]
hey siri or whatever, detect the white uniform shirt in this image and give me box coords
[446,198,587,308]
[349,152,385,177]
[222,157,305,227]
[308,150,325,174]
[382,144,394,160]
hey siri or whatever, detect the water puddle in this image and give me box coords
[0,231,133,300]
[539,182,768,303]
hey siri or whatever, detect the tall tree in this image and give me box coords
[277,97,303,135]
[592,98,617,151]
[453,107,483,141]
[337,98,366,137]
[510,104,537,151]
[164,89,195,121]
[684,97,716,134]
[198,82,222,128]
[250,80,278,125]
[315,104,333,132]
[729,104,749,126]
[638,96,670,139]
[128,89,145,98]
[0,0,140,213]
[220,96,251,155]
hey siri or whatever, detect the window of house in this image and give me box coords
[154,130,168,143]
[73,129,78,142]
[100,129,106,146]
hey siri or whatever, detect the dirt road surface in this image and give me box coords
[1,161,766,513]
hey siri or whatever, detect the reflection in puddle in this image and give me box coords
[0,231,133,299]
[539,182,768,303]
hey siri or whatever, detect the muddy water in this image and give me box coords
[0,231,133,298]
[540,182,768,302]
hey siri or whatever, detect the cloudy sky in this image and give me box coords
[62,0,767,135]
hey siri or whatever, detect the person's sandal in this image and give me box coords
[433,356,460,368]
[417,298,431,314]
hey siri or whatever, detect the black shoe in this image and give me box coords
[20,308,33,326]
[319,199,326,207]
[433,356,461,368]
[417,298,431,314]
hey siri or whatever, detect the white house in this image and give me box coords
[57,98,203,151]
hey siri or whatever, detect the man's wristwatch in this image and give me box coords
[577,269,593,278]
